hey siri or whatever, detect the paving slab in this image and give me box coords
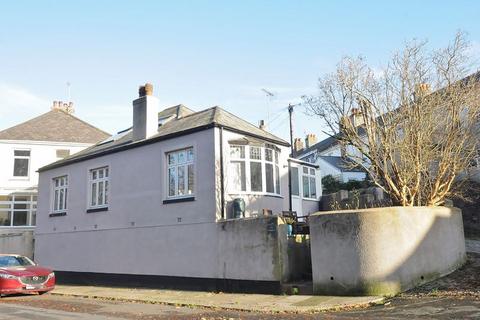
[51,285,384,313]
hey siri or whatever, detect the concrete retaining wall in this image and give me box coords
[36,216,308,291]
[309,206,466,296]
[0,228,34,259]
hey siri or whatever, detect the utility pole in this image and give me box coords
[288,103,294,156]
[287,103,298,212]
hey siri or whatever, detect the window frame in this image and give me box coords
[228,144,281,196]
[12,149,31,178]
[88,166,109,210]
[52,175,68,214]
[166,147,195,200]
[302,166,317,199]
[0,194,36,227]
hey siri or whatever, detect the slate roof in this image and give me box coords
[319,156,365,172]
[39,106,289,172]
[158,104,194,119]
[0,109,110,143]
[295,135,339,158]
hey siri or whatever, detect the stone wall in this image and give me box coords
[309,206,466,296]
[320,187,386,211]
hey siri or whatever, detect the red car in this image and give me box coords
[0,254,55,297]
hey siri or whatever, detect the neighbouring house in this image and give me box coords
[293,131,367,184]
[34,84,320,293]
[0,101,109,257]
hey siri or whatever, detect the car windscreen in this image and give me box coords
[0,256,35,267]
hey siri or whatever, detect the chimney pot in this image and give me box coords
[305,133,317,148]
[259,120,266,130]
[145,83,153,96]
[139,83,154,97]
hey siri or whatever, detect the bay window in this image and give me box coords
[229,144,281,195]
[167,147,194,198]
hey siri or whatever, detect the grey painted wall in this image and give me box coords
[309,206,466,296]
[34,127,308,283]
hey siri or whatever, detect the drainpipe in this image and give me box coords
[219,127,225,219]
[288,159,292,211]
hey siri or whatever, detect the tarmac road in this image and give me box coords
[0,294,479,320]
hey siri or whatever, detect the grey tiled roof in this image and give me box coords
[158,104,194,119]
[319,156,365,172]
[0,109,110,143]
[39,106,289,172]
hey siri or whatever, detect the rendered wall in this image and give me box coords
[35,128,304,286]
[0,140,89,195]
[309,206,466,296]
[36,215,301,284]
[0,228,34,258]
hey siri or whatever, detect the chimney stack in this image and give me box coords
[294,138,304,152]
[305,133,317,148]
[414,83,431,100]
[51,100,75,114]
[349,108,364,127]
[132,83,159,141]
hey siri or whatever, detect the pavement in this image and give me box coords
[50,285,383,313]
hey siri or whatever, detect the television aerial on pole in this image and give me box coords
[261,88,275,125]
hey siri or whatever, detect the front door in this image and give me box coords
[290,165,303,216]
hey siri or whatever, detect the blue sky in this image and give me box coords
[0,1,479,141]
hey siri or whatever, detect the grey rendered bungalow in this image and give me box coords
[35,84,320,292]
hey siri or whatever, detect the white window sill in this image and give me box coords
[302,197,319,201]
[9,177,30,181]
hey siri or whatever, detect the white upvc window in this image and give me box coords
[229,146,246,191]
[302,166,317,199]
[13,149,30,177]
[52,176,68,213]
[0,194,37,227]
[167,147,195,198]
[229,144,281,195]
[88,167,109,208]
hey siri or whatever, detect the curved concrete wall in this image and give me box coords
[309,206,466,296]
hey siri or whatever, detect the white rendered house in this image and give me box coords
[0,101,109,256]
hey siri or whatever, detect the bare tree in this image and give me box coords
[304,32,480,206]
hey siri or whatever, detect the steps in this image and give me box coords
[282,280,313,295]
